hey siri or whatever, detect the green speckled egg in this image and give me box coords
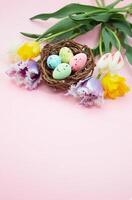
[59,47,74,63]
[53,63,71,80]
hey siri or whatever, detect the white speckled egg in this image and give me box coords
[59,47,73,63]
[53,63,71,80]
[70,53,87,72]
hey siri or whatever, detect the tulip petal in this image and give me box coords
[109,51,124,72]
[96,53,112,73]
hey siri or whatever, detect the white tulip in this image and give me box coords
[96,53,112,74]
[109,51,124,73]
[96,51,124,74]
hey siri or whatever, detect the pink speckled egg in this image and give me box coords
[70,53,87,72]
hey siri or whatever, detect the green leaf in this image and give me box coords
[50,30,76,43]
[109,13,125,21]
[71,12,115,23]
[119,32,132,64]
[20,32,41,39]
[37,17,82,40]
[119,32,128,45]
[105,27,121,50]
[37,17,96,41]
[90,12,114,22]
[125,44,132,64]
[92,40,106,56]
[30,3,104,20]
[112,20,132,37]
[50,25,89,43]
[92,46,100,56]
[102,27,111,52]
[70,9,105,20]
[21,16,97,41]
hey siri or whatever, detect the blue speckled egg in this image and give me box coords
[47,55,61,69]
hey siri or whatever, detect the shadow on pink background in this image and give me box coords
[0,0,132,199]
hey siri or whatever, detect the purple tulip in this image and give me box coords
[67,77,104,107]
[6,59,41,90]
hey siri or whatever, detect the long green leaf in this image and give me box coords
[21,17,97,41]
[102,27,111,52]
[125,44,132,64]
[30,3,106,20]
[90,13,114,22]
[37,17,96,41]
[20,32,41,39]
[71,12,115,23]
[50,25,91,43]
[39,22,97,42]
[120,33,132,64]
[106,27,121,50]
[69,9,106,21]
[109,13,125,21]
[37,17,81,40]
[112,21,132,37]
[49,30,77,43]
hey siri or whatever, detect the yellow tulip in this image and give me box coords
[17,41,40,61]
[101,73,129,99]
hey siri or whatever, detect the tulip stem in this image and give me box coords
[106,27,121,51]
[96,0,105,7]
[95,0,102,7]
[100,0,105,7]
[96,73,102,79]
[99,34,103,56]
[36,24,83,42]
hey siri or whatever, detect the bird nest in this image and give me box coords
[39,40,95,91]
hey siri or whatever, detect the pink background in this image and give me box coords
[0,0,132,199]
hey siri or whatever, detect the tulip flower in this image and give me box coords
[96,53,112,74]
[67,77,104,107]
[17,41,40,61]
[6,59,41,90]
[101,73,129,99]
[96,51,124,74]
[109,51,124,72]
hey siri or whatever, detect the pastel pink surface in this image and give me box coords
[0,0,132,200]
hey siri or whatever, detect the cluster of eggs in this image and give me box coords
[46,47,87,80]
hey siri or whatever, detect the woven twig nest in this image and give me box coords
[39,40,95,91]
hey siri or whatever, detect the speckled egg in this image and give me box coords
[59,47,74,63]
[47,55,61,69]
[70,53,87,72]
[53,63,71,80]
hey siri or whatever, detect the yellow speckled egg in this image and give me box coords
[59,47,74,63]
